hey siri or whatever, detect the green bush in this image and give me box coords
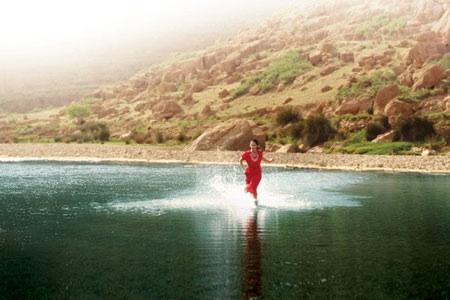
[394,116,435,142]
[156,131,165,144]
[80,121,110,142]
[304,114,336,147]
[276,109,300,126]
[366,121,386,141]
[398,86,433,102]
[356,15,406,37]
[231,51,312,98]
[290,121,305,139]
[437,54,450,70]
[340,141,412,154]
[66,103,91,123]
[336,70,396,102]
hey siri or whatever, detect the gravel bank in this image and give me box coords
[1,143,449,174]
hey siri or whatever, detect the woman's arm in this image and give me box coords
[239,157,246,169]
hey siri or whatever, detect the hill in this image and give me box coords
[1,0,449,155]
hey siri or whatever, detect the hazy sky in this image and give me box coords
[0,0,299,68]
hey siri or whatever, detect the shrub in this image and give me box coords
[80,121,110,142]
[304,114,336,147]
[340,141,412,154]
[437,53,450,70]
[276,109,300,126]
[394,116,435,142]
[398,86,433,102]
[290,121,305,139]
[177,132,187,143]
[66,103,91,123]
[156,131,165,144]
[366,121,386,141]
[231,51,312,98]
[336,70,397,103]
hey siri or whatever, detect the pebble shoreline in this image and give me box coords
[0,143,449,174]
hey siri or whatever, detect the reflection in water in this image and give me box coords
[242,211,262,299]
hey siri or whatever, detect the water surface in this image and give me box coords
[1,161,449,299]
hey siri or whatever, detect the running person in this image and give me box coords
[239,139,273,204]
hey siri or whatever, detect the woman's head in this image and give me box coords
[249,139,259,151]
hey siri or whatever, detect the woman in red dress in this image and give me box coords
[239,139,273,204]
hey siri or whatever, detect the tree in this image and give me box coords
[66,103,91,124]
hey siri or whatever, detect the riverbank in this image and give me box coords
[0,143,449,174]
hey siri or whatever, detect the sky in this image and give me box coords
[0,0,299,68]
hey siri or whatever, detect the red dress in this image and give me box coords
[241,149,263,198]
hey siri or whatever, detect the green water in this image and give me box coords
[0,161,449,299]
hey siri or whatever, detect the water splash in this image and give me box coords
[105,169,363,215]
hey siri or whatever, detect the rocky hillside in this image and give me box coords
[1,0,449,154]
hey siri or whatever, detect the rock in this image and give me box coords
[335,99,372,115]
[283,97,293,105]
[421,149,431,156]
[161,70,184,84]
[399,69,414,87]
[374,85,400,114]
[358,55,376,70]
[153,101,183,120]
[298,144,308,153]
[249,85,261,95]
[185,119,265,151]
[406,32,449,67]
[320,42,336,55]
[307,146,324,153]
[384,99,414,118]
[218,89,229,99]
[200,105,214,117]
[371,130,394,143]
[320,65,338,76]
[321,85,333,92]
[159,82,177,94]
[190,81,208,93]
[182,93,194,105]
[340,52,354,63]
[276,83,285,93]
[276,144,298,153]
[265,143,282,152]
[221,56,240,74]
[412,65,445,91]
[309,52,323,66]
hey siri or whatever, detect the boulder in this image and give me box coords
[320,42,336,55]
[218,89,230,99]
[358,55,376,70]
[200,105,214,117]
[309,52,323,66]
[190,81,208,93]
[276,83,285,93]
[371,130,394,143]
[152,101,183,120]
[320,65,338,76]
[185,119,265,151]
[265,143,282,152]
[276,144,298,153]
[384,99,414,118]
[159,82,177,94]
[321,85,333,92]
[335,99,372,115]
[340,52,355,63]
[412,65,445,91]
[406,32,449,67]
[374,85,400,114]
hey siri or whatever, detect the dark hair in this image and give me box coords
[250,139,259,146]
